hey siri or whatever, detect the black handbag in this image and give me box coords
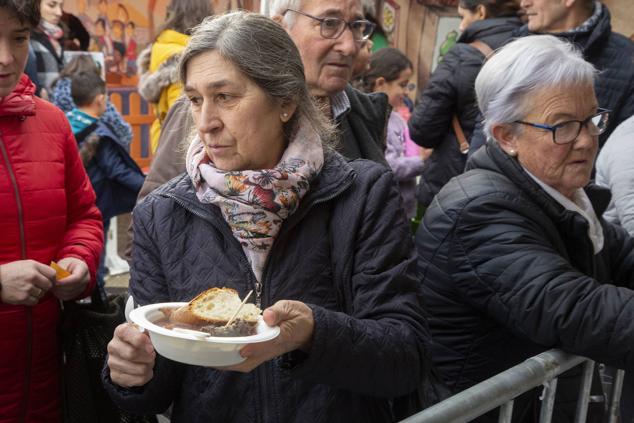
[60,292,158,423]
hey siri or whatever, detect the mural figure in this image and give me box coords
[91,18,114,65]
[438,30,458,62]
[97,0,110,26]
[110,19,126,73]
[125,21,138,75]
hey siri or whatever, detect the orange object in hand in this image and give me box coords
[50,261,71,280]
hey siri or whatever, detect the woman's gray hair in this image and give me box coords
[179,11,333,145]
[475,35,597,140]
[268,0,303,26]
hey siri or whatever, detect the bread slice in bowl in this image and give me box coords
[166,288,261,336]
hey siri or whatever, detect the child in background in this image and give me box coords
[66,71,145,298]
[51,54,133,146]
[359,48,424,219]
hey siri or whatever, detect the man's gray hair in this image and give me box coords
[268,0,303,26]
[179,11,333,144]
[475,35,597,140]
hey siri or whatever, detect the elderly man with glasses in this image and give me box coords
[270,0,389,165]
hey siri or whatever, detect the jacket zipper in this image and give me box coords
[0,136,31,423]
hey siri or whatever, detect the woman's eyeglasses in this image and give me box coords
[283,9,376,42]
[514,109,610,144]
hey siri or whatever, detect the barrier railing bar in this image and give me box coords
[608,369,625,423]
[400,350,587,423]
[574,360,594,423]
[539,378,558,423]
[498,401,513,423]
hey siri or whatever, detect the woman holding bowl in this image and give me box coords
[103,11,431,422]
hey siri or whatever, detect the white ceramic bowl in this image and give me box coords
[129,302,280,367]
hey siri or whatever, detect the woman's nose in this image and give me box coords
[197,104,222,133]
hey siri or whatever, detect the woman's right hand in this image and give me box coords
[107,323,156,388]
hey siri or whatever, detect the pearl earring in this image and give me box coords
[282,113,288,119]
[508,149,517,157]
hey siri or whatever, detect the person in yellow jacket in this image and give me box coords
[138,0,212,153]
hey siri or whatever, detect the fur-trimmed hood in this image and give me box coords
[136,29,189,104]
[137,45,181,103]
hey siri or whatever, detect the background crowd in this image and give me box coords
[1,0,634,422]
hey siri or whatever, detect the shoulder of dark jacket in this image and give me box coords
[344,84,390,127]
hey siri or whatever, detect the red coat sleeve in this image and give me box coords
[56,124,104,298]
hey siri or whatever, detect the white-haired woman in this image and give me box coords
[102,11,431,423]
[416,34,634,422]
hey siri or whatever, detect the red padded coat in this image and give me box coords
[0,75,103,423]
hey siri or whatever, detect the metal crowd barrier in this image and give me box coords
[401,349,625,423]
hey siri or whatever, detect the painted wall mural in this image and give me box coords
[63,0,260,79]
[64,0,169,77]
[431,16,461,72]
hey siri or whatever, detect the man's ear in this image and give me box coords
[272,14,287,29]
[491,123,519,156]
[476,4,487,20]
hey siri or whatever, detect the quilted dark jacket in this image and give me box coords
[416,141,634,421]
[470,5,634,155]
[103,151,431,423]
[408,17,522,207]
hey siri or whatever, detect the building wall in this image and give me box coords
[379,0,460,98]
[602,0,634,38]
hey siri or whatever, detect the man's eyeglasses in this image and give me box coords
[514,109,610,144]
[283,9,376,42]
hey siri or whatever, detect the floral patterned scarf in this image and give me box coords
[186,118,324,282]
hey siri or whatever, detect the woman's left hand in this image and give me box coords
[51,257,90,301]
[222,300,314,373]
